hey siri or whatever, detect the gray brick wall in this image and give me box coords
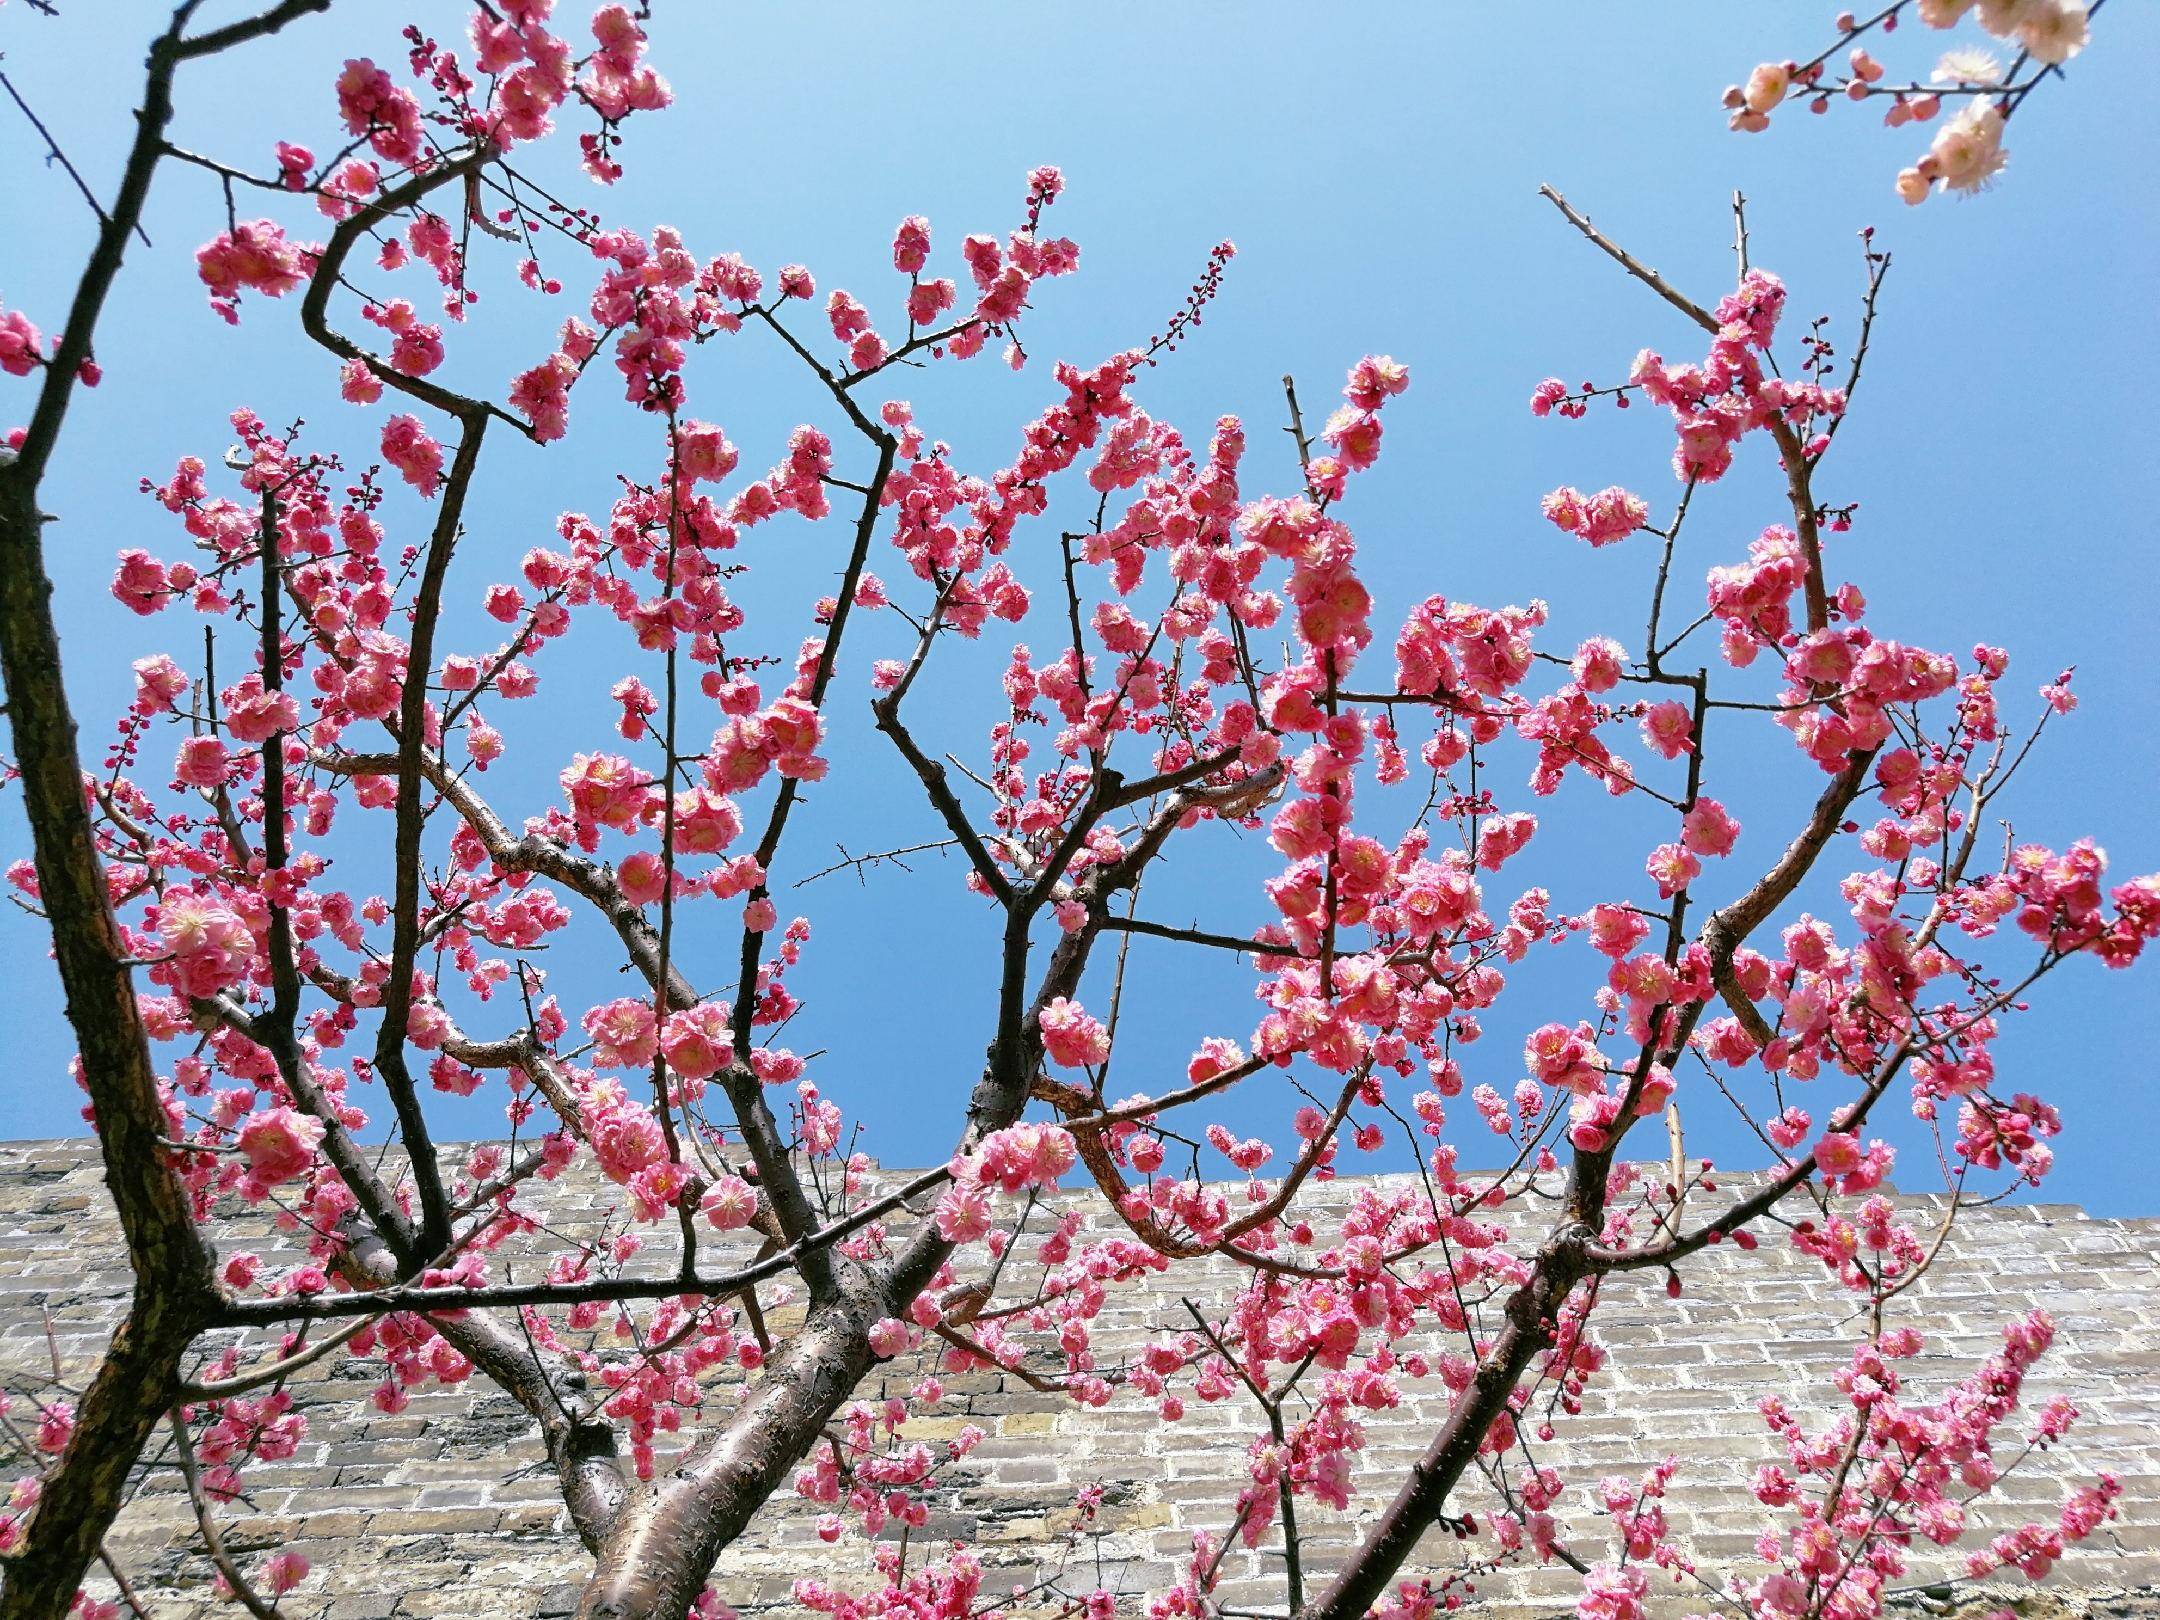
[4,1140,2157,1619]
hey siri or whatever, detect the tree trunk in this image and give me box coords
[1294,1228,1590,1620]
[574,1277,889,1619]
[0,1286,206,1618]
[0,474,219,1616]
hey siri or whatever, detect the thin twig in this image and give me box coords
[0,68,151,246]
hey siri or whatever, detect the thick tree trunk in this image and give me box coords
[568,904,1088,1615]
[574,1275,890,1619]
[0,475,218,1616]
[0,12,333,1602]
[0,1286,207,1618]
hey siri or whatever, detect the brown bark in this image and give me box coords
[1292,753,1875,1620]
[369,418,489,1266]
[335,1224,631,1553]
[0,6,331,1608]
[0,467,220,1617]
[0,36,219,1611]
[0,469,220,1608]
[0,1287,209,1619]
[1297,1230,1591,1620]
[573,1276,889,1618]
[566,767,1239,1615]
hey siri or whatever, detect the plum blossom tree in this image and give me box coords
[1,5,2154,1620]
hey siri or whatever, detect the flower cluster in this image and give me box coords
[1729,1,2096,202]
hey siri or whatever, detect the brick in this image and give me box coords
[3,1140,2156,1617]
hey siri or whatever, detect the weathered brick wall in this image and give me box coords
[4,1139,2158,1619]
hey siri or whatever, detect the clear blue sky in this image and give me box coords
[3,4,2154,1210]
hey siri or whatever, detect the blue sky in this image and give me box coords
[3,3,2154,1211]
